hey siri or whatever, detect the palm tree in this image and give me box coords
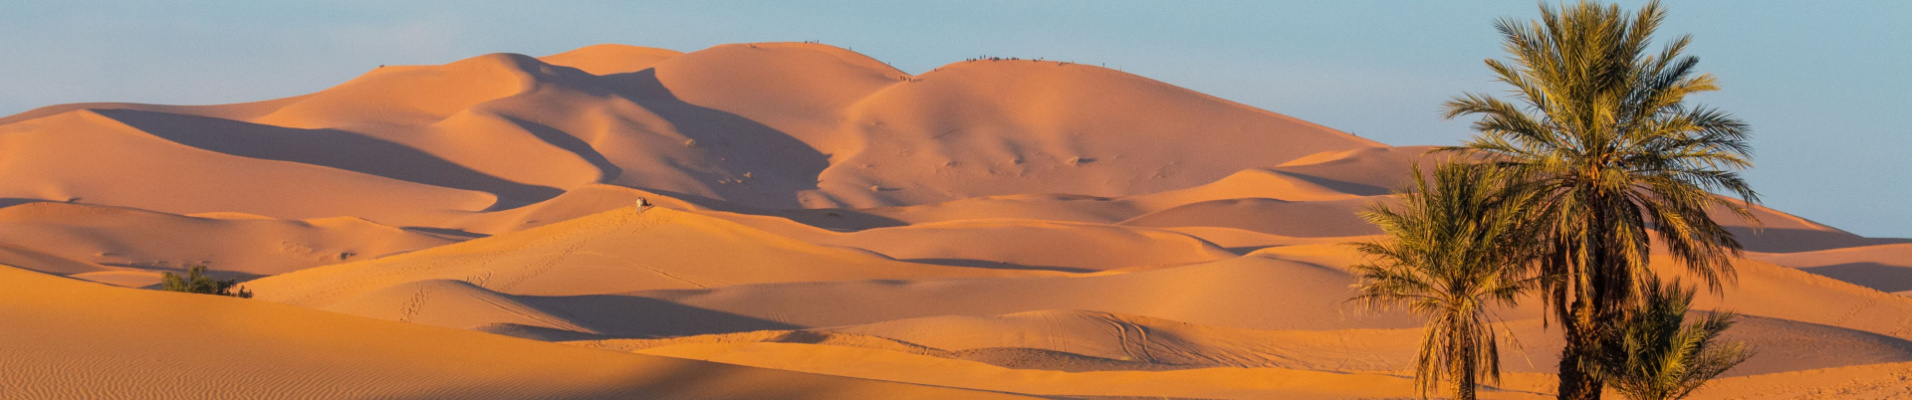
[1350,162,1539,400]
[1596,277,1751,400]
[1441,2,1757,399]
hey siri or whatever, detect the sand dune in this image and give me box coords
[827,310,1412,371]
[1120,197,1382,237]
[247,206,1056,331]
[0,201,452,283]
[1751,243,1912,293]
[0,110,496,220]
[1662,256,1912,342]
[1129,168,1377,205]
[0,242,110,276]
[1694,361,1912,399]
[0,265,1036,399]
[845,165,1387,228]
[584,305,1912,378]
[322,279,595,334]
[2,42,1908,398]
[1720,203,1910,253]
[1156,227,1349,253]
[634,341,1556,400]
[1,42,1382,216]
[0,95,308,126]
[642,254,1432,332]
[620,332,1912,400]
[389,184,684,236]
[538,44,685,76]
[820,220,1236,271]
[262,250,1426,340]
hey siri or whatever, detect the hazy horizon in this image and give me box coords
[4,1,1906,237]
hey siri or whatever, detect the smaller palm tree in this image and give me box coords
[1596,277,1751,400]
[1350,162,1539,400]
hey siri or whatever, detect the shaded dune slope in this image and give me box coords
[1751,243,1912,294]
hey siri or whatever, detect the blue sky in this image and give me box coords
[4,1,1908,238]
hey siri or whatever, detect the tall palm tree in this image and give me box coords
[1596,277,1751,400]
[1351,162,1539,400]
[1441,2,1757,399]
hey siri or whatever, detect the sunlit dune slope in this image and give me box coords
[537,44,685,76]
[0,95,308,126]
[0,265,1037,400]
[0,110,495,220]
[0,42,1380,217]
[0,202,451,281]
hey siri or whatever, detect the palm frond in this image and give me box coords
[1595,277,1753,400]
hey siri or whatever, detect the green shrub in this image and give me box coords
[159,265,253,298]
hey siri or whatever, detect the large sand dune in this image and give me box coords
[2,42,1908,398]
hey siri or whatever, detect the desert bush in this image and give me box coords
[159,265,253,298]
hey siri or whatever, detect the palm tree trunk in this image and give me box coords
[1559,193,1619,400]
[1557,302,1604,400]
[1455,353,1479,400]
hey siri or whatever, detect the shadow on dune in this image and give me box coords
[1730,227,1912,253]
[499,115,623,183]
[1221,246,1278,255]
[601,69,831,209]
[400,226,490,240]
[0,198,46,209]
[1270,171,1393,196]
[901,258,1098,274]
[517,294,800,338]
[773,208,909,231]
[91,108,562,209]
[1803,263,1912,293]
[476,323,613,341]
